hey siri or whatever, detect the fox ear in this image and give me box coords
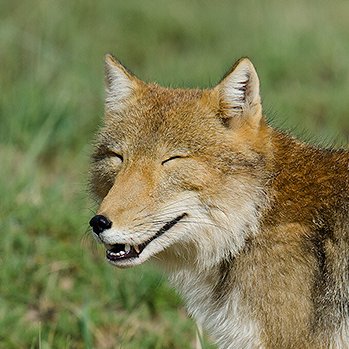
[104,54,138,111]
[216,58,262,119]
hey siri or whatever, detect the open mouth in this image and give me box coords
[106,213,187,262]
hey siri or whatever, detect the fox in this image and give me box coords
[88,54,349,349]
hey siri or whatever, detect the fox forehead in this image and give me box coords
[103,84,225,154]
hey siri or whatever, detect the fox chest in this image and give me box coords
[170,273,263,349]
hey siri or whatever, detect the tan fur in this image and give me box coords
[89,54,349,348]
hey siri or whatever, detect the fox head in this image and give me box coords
[89,54,271,270]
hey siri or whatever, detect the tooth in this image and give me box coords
[125,244,131,253]
[120,251,125,256]
[134,245,140,254]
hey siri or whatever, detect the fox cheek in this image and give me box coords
[168,169,212,193]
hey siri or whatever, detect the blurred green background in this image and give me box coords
[1,0,348,348]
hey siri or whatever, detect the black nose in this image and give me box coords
[89,215,112,235]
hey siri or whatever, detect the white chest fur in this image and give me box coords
[170,270,263,349]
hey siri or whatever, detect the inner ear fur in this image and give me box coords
[104,54,141,112]
[215,58,262,123]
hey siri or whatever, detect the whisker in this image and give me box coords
[158,194,196,210]
[132,208,186,227]
[147,205,198,221]
[180,219,232,234]
[80,228,100,255]
[118,193,200,231]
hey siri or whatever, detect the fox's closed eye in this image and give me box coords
[108,151,123,163]
[161,155,185,165]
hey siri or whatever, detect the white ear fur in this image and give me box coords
[104,54,135,111]
[217,58,261,116]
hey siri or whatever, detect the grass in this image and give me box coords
[1,0,349,347]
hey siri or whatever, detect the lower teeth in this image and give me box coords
[109,250,125,257]
[107,244,141,260]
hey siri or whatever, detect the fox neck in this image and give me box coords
[265,129,349,228]
[168,261,264,348]
[166,129,348,348]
